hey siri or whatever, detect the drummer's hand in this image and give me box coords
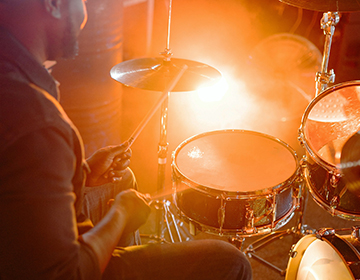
[111,189,151,234]
[85,142,131,187]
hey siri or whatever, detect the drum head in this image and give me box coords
[286,235,354,280]
[301,81,360,168]
[174,130,298,194]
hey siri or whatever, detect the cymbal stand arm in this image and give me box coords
[244,175,314,276]
[315,12,340,96]
[145,64,187,238]
[155,96,169,237]
[157,96,169,192]
[161,0,173,60]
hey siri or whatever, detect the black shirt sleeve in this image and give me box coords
[0,126,101,279]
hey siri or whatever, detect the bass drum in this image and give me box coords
[172,129,301,236]
[286,231,360,280]
[299,81,360,220]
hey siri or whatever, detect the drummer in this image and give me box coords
[0,0,252,279]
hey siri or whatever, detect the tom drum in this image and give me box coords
[299,81,360,220]
[172,129,301,236]
[286,228,360,280]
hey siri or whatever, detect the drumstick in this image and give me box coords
[127,64,188,148]
[107,184,189,206]
[103,65,188,181]
[150,184,190,201]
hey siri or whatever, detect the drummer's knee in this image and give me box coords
[204,240,253,279]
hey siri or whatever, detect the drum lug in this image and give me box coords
[329,172,346,214]
[294,176,305,207]
[217,194,226,234]
[189,221,197,236]
[330,195,340,211]
[330,172,341,188]
[217,206,225,234]
[242,205,258,234]
[298,128,305,148]
[316,227,335,239]
[289,244,298,258]
[245,205,255,229]
[299,156,308,169]
[299,157,309,185]
[351,226,360,239]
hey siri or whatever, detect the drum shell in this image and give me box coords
[172,129,300,235]
[302,156,360,219]
[299,81,360,220]
[173,175,297,231]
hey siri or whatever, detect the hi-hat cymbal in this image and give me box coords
[110,57,222,92]
[279,0,360,12]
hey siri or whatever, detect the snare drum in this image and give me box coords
[286,229,360,280]
[171,130,301,236]
[299,81,360,220]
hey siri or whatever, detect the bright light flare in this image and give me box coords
[197,76,229,102]
[172,75,257,132]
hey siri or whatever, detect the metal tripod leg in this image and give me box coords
[163,200,184,242]
[146,199,193,244]
[243,185,315,276]
[244,228,297,276]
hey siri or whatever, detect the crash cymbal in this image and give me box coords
[247,33,321,121]
[249,33,321,91]
[110,57,222,92]
[279,0,360,12]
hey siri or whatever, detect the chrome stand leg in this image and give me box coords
[244,228,297,276]
[145,199,193,244]
[243,186,315,276]
[315,12,340,96]
[163,200,183,242]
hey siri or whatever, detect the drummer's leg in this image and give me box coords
[83,167,141,246]
[103,239,253,280]
[83,167,137,224]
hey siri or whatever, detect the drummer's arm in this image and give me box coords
[81,189,151,271]
[0,128,101,279]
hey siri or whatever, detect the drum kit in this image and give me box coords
[110,0,360,278]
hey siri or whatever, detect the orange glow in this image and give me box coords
[120,0,325,193]
[189,77,254,129]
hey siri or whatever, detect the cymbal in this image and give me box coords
[340,131,360,196]
[279,0,360,12]
[249,33,321,88]
[247,33,321,121]
[110,57,222,92]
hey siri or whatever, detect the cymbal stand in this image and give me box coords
[152,0,190,243]
[156,0,173,193]
[315,12,340,96]
[154,93,171,238]
[243,170,315,276]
